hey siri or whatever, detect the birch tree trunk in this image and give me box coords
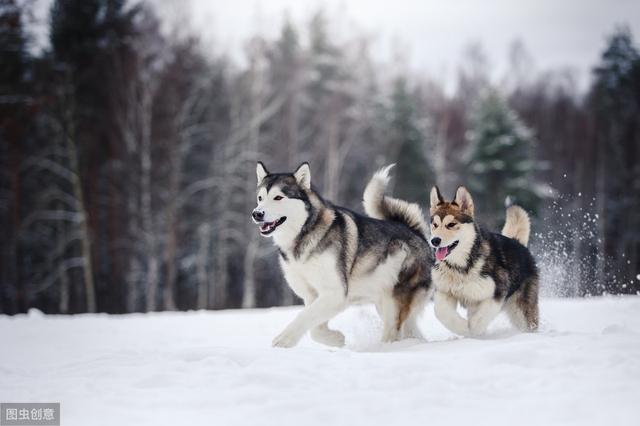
[595,134,607,293]
[55,199,70,313]
[211,136,233,309]
[139,75,160,312]
[241,235,259,308]
[162,134,182,311]
[196,223,211,309]
[324,101,340,201]
[241,44,266,309]
[281,94,299,306]
[125,173,141,312]
[63,105,97,313]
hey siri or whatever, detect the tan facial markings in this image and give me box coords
[431,213,463,242]
[442,215,460,230]
[431,214,459,227]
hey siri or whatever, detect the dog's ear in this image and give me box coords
[430,186,444,211]
[256,162,269,185]
[294,162,311,189]
[453,186,474,216]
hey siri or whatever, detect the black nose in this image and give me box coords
[252,210,264,221]
[431,237,441,247]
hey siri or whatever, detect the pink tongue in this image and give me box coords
[436,247,449,261]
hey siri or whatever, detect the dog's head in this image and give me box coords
[252,162,311,239]
[428,186,475,262]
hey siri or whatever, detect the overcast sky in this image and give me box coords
[32,0,640,92]
[167,0,640,92]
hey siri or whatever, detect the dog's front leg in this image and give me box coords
[281,267,345,347]
[272,290,346,348]
[310,322,346,347]
[434,291,469,337]
[468,298,503,336]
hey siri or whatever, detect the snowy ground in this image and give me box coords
[1,297,640,426]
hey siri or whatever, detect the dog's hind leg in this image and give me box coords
[522,276,539,331]
[525,300,539,331]
[399,288,429,340]
[504,297,528,331]
[373,300,396,342]
[379,294,402,342]
[376,244,414,343]
[505,278,539,332]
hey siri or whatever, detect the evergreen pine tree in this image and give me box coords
[590,27,640,290]
[308,11,341,100]
[47,0,143,312]
[49,0,140,118]
[466,90,543,226]
[0,0,31,314]
[0,0,28,102]
[269,17,302,169]
[390,77,434,203]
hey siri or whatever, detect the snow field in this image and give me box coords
[1,297,639,426]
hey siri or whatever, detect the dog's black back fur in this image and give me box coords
[477,227,538,300]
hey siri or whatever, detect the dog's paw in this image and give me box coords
[454,326,471,338]
[272,329,302,348]
[400,327,425,341]
[468,320,488,337]
[310,327,345,347]
[381,328,400,343]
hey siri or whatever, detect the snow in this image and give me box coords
[1,297,640,426]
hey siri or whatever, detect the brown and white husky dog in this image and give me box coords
[252,162,433,348]
[428,186,539,337]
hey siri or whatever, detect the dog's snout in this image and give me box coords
[431,237,441,247]
[252,209,264,221]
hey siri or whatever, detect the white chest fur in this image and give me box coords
[432,259,495,304]
[280,251,343,298]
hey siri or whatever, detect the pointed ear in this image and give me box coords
[454,186,474,216]
[430,186,444,210]
[256,161,269,185]
[293,162,311,189]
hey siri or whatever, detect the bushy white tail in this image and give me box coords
[363,164,428,237]
[502,204,531,246]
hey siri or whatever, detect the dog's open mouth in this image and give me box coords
[435,241,459,262]
[258,217,287,235]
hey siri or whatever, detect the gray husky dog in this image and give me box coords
[428,186,539,337]
[252,162,433,348]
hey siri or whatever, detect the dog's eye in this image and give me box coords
[432,223,438,229]
[446,222,457,229]
[258,196,262,202]
[274,196,283,201]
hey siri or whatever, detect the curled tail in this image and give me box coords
[502,199,531,246]
[363,164,428,237]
